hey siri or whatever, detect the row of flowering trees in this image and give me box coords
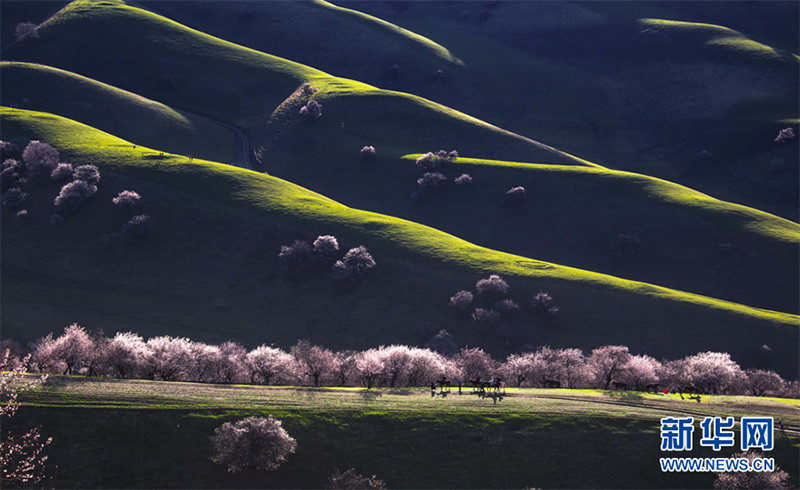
[6,324,796,397]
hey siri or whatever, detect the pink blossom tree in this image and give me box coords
[455,347,496,381]
[291,340,336,387]
[21,141,59,180]
[356,350,384,389]
[106,332,147,379]
[144,336,193,381]
[589,345,631,390]
[680,352,744,394]
[210,416,296,473]
[503,353,536,387]
[184,342,220,382]
[52,324,94,375]
[618,354,661,391]
[29,334,58,373]
[0,351,52,487]
[213,341,247,383]
[744,369,785,397]
[553,348,589,389]
[246,346,294,385]
[332,351,358,386]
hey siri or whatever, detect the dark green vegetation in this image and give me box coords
[0,62,235,163]
[12,376,800,488]
[1,2,799,487]
[3,108,798,377]
[1,2,798,369]
[142,0,800,220]
[3,0,797,316]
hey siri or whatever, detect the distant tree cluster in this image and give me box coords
[415,150,458,170]
[279,235,375,281]
[448,274,559,343]
[1,141,107,220]
[15,326,798,397]
[0,138,153,238]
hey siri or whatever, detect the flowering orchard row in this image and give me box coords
[4,325,796,397]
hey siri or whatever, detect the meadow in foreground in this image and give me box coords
[11,376,799,489]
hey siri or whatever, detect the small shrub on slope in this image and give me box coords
[54,180,97,215]
[332,246,376,281]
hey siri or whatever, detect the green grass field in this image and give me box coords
[2,107,798,377]
[0,61,235,163]
[10,376,800,488]
[3,0,796,314]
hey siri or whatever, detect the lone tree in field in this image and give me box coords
[328,468,386,490]
[313,235,340,260]
[503,186,527,206]
[774,127,795,144]
[713,451,790,489]
[112,190,141,210]
[210,416,296,473]
[359,146,377,162]
[0,351,52,487]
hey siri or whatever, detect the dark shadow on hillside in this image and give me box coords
[604,390,644,402]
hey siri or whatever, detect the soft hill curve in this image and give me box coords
[0,61,235,163]
[1,107,798,377]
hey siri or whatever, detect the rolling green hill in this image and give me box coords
[0,61,235,163]
[2,0,586,167]
[326,1,798,220]
[2,107,798,377]
[5,0,795,314]
[11,376,800,488]
[251,84,800,314]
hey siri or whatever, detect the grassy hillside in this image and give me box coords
[330,1,799,220]
[253,86,800,314]
[0,62,235,163]
[7,1,796,314]
[2,0,585,167]
[11,376,800,488]
[2,108,798,377]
